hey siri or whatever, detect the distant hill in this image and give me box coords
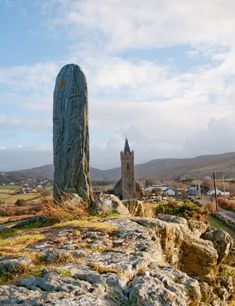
[0,165,54,184]
[2,152,235,183]
[134,152,235,180]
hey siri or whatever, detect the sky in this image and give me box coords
[1,0,235,171]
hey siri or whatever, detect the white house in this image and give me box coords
[207,189,230,197]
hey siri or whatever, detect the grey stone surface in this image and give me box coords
[127,266,201,306]
[18,271,91,292]
[0,256,32,273]
[53,64,92,203]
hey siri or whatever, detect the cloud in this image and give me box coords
[44,0,235,51]
[1,0,235,170]
[184,117,235,156]
[0,62,58,112]
[1,47,235,169]
[0,147,52,171]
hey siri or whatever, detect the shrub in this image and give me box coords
[155,199,206,220]
[15,199,25,206]
[218,197,235,212]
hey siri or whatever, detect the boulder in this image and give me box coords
[202,229,233,263]
[92,194,129,216]
[187,219,208,237]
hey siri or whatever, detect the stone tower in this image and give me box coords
[121,138,135,199]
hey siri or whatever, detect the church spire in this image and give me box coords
[124,138,131,154]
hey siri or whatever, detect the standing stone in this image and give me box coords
[53,64,93,203]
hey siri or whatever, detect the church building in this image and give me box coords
[114,138,142,200]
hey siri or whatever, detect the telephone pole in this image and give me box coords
[213,172,218,212]
[197,179,201,199]
[222,175,226,199]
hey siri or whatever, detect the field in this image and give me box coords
[0,192,40,204]
[0,185,52,222]
[0,185,20,190]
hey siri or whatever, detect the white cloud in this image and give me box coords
[0,62,58,112]
[0,147,52,171]
[1,0,235,170]
[45,0,235,51]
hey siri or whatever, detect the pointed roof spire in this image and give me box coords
[124,138,131,154]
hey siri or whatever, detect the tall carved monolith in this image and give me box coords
[53,64,93,203]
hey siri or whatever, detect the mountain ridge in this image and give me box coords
[1,152,235,183]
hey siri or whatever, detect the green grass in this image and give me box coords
[0,219,53,239]
[0,194,11,201]
[42,185,53,191]
[0,263,45,285]
[0,185,20,190]
[207,215,235,242]
[55,269,72,277]
[89,263,122,275]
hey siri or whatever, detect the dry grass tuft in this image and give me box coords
[89,263,122,275]
[142,203,156,218]
[0,264,45,285]
[41,195,89,222]
[0,233,45,255]
[124,200,155,218]
[53,219,118,234]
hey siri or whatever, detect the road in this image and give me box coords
[219,207,235,221]
[199,196,235,221]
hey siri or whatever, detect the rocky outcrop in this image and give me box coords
[92,194,129,216]
[132,217,218,282]
[202,228,233,263]
[53,64,93,203]
[0,216,233,305]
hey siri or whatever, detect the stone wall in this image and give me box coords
[212,212,235,232]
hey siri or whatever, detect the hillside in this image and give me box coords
[2,152,235,183]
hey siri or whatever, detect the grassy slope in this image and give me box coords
[207,214,235,242]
